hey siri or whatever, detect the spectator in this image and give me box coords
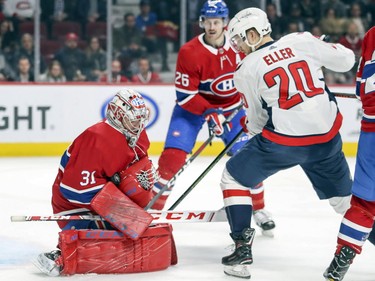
[75,0,107,39]
[0,49,14,81]
[11,33,46,73]
[299,0,320,27]
[367,0,375,27]
[131,56,161,83]
[265,3,284,40]
[319,7,346,42]
[311,24,324,38]
[39,60,66,82]
[286,21,300,33]
[321,0,348,18]
[151,0,180,53]
[347,2,369,38]
[3,0,36,35]
[136,0,157,38]
[0,0,5,22]
[100,59,128,83]
[113,12,146,76]
[40,0,79,39]
[14,56,34,82]
[284,3,311,33]
[135,1,164,69]
[84,36,106,81]
[54,32,86,81]
[338,20,363,83]
[339,21,363,58]
[0,20,17,55]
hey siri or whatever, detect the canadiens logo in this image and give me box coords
[130,96,145,109]
[210,73,237,97]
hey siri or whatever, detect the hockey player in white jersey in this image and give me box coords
[220,7,356,279]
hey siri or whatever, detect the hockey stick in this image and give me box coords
[145,105,243,210]
[168,128,245,210]
[332,92,356,99]
[10,209,227,223]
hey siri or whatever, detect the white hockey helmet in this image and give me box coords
[228,8,272,52]
[106,89,149,147]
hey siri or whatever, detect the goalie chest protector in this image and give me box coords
[58,223,177,275]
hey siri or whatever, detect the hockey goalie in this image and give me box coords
[34,89,177,276]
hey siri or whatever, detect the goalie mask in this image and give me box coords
[199,0,229,28]
[228,8,272,52]
[106,89,149,147]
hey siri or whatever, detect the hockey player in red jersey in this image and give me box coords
[220,8,362,279]
[34,89,176,276]
[151,0,275,235]
[324,26,375,281]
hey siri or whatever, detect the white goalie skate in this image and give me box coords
[253,209,275,237]
[33,250,62,277]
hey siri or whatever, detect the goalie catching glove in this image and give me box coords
[114,157,159,208]
[204,108,230,136]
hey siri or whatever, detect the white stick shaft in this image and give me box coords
[11,209,227,224]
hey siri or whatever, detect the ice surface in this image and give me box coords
[1,156,374,281]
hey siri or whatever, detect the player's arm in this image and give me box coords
[309,32,355,73]
[58,135,109,207]
[174,47,227,135]
[175,47,214,115]
[234,68,267,135]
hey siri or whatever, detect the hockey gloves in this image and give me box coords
[204,108,227,136]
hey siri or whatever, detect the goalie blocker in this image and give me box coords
[57,224,177,275]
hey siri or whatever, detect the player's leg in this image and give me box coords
[220,135,297,278]
[324,196,375,281]
[35,225,177,276]
[299,134,355,281]
[222,109,275,235]
[152,105,203,210]
[220,165,254,279]
[34,214,115,276]
[321,133,375,280]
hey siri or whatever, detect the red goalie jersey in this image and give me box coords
[175,33,245,115]
[51,120,150,228]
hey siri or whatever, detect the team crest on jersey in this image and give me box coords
[210,73,237,97]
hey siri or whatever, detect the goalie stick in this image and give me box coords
[168,128,245,210]
[145,105,243,210]
[10,209,227,223]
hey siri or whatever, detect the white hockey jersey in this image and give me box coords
[235,32,355,146]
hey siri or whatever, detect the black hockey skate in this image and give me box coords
[222,228,255,279]
[33,249,63,277]
[323,245,356,281]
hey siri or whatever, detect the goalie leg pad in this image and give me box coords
[91,182,153,239]
[58,224,177,275]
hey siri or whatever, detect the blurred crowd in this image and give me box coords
[0,0,373,84]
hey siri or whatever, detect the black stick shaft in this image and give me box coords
[168,129,244,210]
